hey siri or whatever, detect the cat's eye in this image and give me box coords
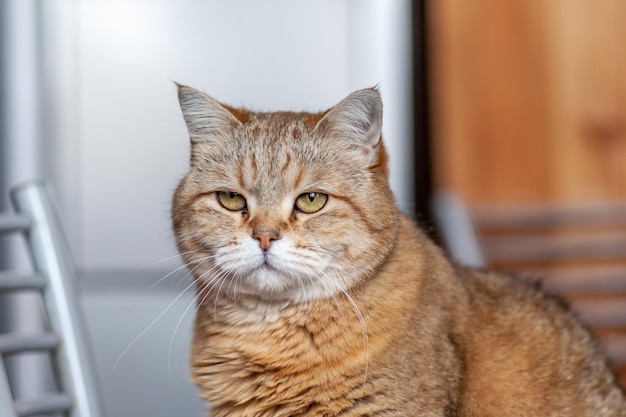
[217,191,247,211]
[295,192,328,214]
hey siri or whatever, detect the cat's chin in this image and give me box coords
[195,263,348,305]
[234,266,341,304]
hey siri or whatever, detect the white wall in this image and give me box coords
[41,0,414,273]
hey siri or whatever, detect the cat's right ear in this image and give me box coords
[176,83,242,143]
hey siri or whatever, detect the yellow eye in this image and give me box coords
[295,192,328,214]
[217,191,247,211]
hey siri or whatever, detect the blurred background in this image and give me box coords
[0,0,625,416]
[428,0,626,389]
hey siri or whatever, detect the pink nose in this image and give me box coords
[252,229,281,251]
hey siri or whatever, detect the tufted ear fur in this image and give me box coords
[176,83,242,143]
[315,88,383,164]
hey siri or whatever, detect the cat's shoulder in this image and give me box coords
[453,264,587,341]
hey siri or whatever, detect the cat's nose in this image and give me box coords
[252,229,281,251]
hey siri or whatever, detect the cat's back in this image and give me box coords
[452,266,626,416]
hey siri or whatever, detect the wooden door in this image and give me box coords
[428,0,626,203]
[427,0,626,388]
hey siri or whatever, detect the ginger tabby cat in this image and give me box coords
[172,84,626,416]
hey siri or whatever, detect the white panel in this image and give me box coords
[45,0,413,271]
[76,0,351,270]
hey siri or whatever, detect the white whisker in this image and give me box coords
[166,276,214,373]
[335,283,369,402]
[212,272,230,321]
[136,248,205,270]
[145,258,202,293]
[114,277,198,371]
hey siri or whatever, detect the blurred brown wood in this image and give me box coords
[427,0,551,202]
[428,0,626,203]
[427,0,626,387]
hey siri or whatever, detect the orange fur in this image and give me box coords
[173,85,626,416]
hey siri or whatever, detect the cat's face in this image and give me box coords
[172,86,399,303]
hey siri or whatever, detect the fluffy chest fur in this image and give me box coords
[193,301,373,416]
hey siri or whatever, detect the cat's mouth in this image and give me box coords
[204,238,340,301]
[258,252,283,272]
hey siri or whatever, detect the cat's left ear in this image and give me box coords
[315,88,383,164]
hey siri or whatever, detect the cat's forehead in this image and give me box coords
[232,113,324,194]
[231,112,323,167]
[190,109,368,201]
[239,111,321,145]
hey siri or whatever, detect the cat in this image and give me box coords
[171,84,626,417]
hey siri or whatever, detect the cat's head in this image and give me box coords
[172,85,399,303]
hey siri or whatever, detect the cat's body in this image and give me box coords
[172,85,626,416]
